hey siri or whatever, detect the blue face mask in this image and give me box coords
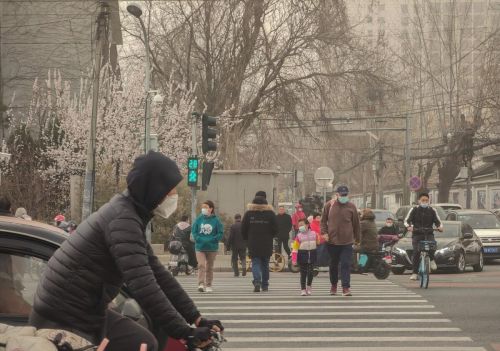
[339,196,349,204]
[298,225,307,233]
[420,203,429,208]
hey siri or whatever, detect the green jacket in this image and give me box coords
[192,214,224,252]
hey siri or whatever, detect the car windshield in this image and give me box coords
[434,207,447,219]
[407,224,460,238]
[374,211,394,221]
[457,214,500,229]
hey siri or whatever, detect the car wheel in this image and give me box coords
[473,250,484,272]
[391,267,406,275]
[455,251,466,273]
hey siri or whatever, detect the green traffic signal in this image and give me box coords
[187,156,199,187]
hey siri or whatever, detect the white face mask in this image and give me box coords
[201,208,210,216]
[154,194,178,219]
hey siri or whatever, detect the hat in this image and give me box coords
[252,196,268,205]
[255,191,267,199]
[336,185,349,196]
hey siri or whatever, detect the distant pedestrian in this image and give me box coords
[321,185,360,296]
[276,206,292,258]
[173,215,198,269]
[292,218,321,296]
[15,207,32,221]
[291,203,306,237]
[310,213,321,235]
[192,200,224,293]
[242,194,278,293]
[0,196,13,216]
[228,214,247,277]
[378,217,399,247]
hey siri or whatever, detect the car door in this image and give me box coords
[0,232,55,325]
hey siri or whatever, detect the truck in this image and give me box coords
[198,169,280,218]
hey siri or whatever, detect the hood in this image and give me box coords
[474,228,500,237]
[395,236,458,250]
[126,151,183,214]
[247,203,274,212]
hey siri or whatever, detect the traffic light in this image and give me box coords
[187,156,199,187]
[202,162,215,191]
[202,114,217,154]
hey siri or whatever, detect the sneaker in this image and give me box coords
[198,284,205,293]
[262,287,269,292]
[253,284,261,293]
[306,286,312,295]
[242,270,247,277]
[430,260,438,271]
[342,288,352,296]
[234,274,239,277]
[330,285,337,295]
[205,287,213,293]
[410,273,418,281]
[301,289,307,296]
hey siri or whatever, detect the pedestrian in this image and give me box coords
[0,196,13,216]
[192,200,224,293]
[242,193,278,293]
[276,205,292,258]
[404,192,443,281]
[173,215,198,269]
[291,218,321,296]
[321,185,360,296]
[30,151,221,351]
[228,214,247,277]
[378,217,400,248]
[291,203,306,237]
[358,209,379,272]
[15,207,32,221]
[310,213,321,235]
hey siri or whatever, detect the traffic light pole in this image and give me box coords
[191,113,198,222]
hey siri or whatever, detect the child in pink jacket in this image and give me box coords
[292,218,321,296]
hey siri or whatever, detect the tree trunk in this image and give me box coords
[437,156,461,202]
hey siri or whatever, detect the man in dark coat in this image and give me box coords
[276,206,292,258]
[241,195,278,293]
[30,151,221,351]
[228,214,247,277]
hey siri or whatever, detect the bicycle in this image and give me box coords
[413,228,439,289]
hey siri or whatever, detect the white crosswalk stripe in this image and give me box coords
[175,272,486,350]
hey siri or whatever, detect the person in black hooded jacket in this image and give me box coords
[30,151,222,351]
[241,195,278,292]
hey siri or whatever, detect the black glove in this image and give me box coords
[198,318,224,331]
[188,327,212,344]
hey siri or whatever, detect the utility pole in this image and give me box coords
[377,143,384,209]
[190,113,199,221]
[465,127,474,209]
[404,113,411,206]
[82,2,108,220]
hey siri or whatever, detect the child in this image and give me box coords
[292,219,321,296]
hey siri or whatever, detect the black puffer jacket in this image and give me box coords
[31,151,200,339]
[241,198,278,257]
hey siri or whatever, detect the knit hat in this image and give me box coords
[252,196,268,205]
[255,191,267,199]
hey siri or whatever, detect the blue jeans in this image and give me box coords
[251,256,270,288]
[327,244,353,288]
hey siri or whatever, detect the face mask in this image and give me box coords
[338,196,349,204]
[154,194,178,219]
[298,225,307,233]
[420,203,429,208]
[385,222,392,227]
[201,208,210,216]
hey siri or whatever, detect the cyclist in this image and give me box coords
[404,192,443,281]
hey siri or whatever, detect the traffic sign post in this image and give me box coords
[314,167,335,204]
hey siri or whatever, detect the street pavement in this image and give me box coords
[175,267,493,351]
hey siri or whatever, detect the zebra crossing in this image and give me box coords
[176,272,486,351]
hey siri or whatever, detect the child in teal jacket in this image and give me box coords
[191,200,224,293]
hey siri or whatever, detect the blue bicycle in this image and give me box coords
[415,228,438,289]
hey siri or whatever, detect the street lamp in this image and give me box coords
[127,3,153,153]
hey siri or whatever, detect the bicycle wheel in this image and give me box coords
[269,252,286,272]
[420,256,430,289]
